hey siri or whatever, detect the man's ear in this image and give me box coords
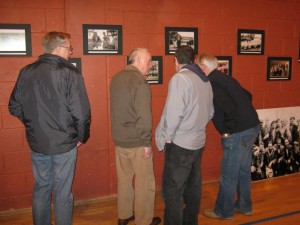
[174,57,179,66]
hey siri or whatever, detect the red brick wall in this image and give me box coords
[0,0,300,211]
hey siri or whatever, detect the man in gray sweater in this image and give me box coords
[110,48,161,225]
[155,46,214,225]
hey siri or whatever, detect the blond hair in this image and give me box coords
[42,31,71,53]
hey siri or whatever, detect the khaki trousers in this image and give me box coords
[116,146,156,225]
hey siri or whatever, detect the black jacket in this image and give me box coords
[208,69,259,134]
[9,54,91,154]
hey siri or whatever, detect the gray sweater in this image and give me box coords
[110,65,152,148]
[155,68,214,151]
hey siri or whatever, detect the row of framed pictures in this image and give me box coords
[0,24,295,83]
[69,55,291,85]
[215,56,292,81]
[82,25,264,56]
[0,23,278,56]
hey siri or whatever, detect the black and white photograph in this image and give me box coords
[0,24,32,56]
[147,56,163,84]
[69,58,82,73]
[267,57,292,81]
[165,27,198,55]
[83,24,122,55]
[252,106,300,181]
[216,56,232,76]
[126,56,163,84]
[237,29,264,55]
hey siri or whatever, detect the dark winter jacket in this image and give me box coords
[8,54,91,154]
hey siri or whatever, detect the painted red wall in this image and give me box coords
[0,0,300,211]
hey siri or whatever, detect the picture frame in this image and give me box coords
[147,56,163,84]
[216,56,232,76]
[267,57,292,81]
[69,58,82,73]
[0,24,32,56]
[237,29,265,55]
[165,27,198,55]
[126,56,163,84]
[83,24,122,55]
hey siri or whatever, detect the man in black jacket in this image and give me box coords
[9,31,91,225]
[198,53,260,220]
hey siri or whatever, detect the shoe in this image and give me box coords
[149,217,161,225]
[203,209,232,220]
[234,207,253,216]
[118,215,135,225]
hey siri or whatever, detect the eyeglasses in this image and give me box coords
[60,45,73,52]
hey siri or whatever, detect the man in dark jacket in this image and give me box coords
[198,53,260,220]
[8,31,91,225]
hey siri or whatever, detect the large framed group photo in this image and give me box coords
[267,57,292,81]
[83,24,122,55]
[165,27,198,55]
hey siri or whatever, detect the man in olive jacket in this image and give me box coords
[110,48,161,225]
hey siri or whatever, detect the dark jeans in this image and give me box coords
[162,143,204,225]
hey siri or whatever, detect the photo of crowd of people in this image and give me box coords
[267,57,291,80]
[251,107,300,181]
[238,29,264,55]
[240,33,262,52]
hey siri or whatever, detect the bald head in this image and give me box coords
[128,48,152,76]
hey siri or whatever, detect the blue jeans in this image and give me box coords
[31,147,77,225]
[215,125,259,218]
[162,143,204,225]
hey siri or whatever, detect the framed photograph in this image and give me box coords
[83,24,122,55]
[126,56,163,84]
[237,29,265,55]
[0,24,32,56]
[216,56,232,76]
[165,27,198,55]
[267,57,292,81]
[69,58,82,73]
[147,56,163,84]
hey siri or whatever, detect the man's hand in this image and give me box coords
[144,146,152,159]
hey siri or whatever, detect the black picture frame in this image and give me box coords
[267,57,292,81]
[165,27,198,55]
[126,56,163,84]
[237,29,265,55]
[216,56,232,76]
[0,24,32,56]
[83,24,122,55]
[69,58,82,73]
[147,56,163,84]
[298,33,300,62]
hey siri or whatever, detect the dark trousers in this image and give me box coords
[162,143,204,225]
